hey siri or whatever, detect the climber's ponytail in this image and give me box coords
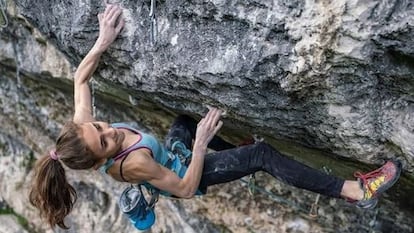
[29,154,77,229]
[29,121,98,228]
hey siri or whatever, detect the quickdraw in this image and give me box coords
[91,79,97,117]
[309,166,332,218]
[247,173,256,196]
[0,0,8,28]
[240,177,308,213]
[149,0,157,46]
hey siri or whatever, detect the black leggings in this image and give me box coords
[164,115,345,198]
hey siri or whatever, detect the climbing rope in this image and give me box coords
[240,177,308,213]
[149,0,157,46]
[241,166,333,217]
[0,0,8,28]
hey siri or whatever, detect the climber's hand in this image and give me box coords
[96,4,125,51]
[195,107,223,147]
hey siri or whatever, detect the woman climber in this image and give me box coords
[29,4,402,230]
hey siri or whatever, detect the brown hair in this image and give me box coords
[29,121,98,229]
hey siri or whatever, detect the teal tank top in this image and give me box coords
[99,122,199,196]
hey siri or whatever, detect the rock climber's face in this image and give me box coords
[79,121,125,160]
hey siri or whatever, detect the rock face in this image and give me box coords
[14,0,414,169]
[1,0,413,233]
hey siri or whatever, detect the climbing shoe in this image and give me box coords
[351,160,402,209]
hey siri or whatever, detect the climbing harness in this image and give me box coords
[170,140,192,164]
[118,139,197,231]
[149,0,157,46]
[0,0,8,28]
[309,166,331,218]
[142,140,205,196]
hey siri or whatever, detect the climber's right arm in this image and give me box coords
[73,4,124,123]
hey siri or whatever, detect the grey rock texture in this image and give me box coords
[0,0,413,232]
[0,215,28,233]
[15,0,414,169]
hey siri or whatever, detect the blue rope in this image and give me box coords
[239,178,308,213]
